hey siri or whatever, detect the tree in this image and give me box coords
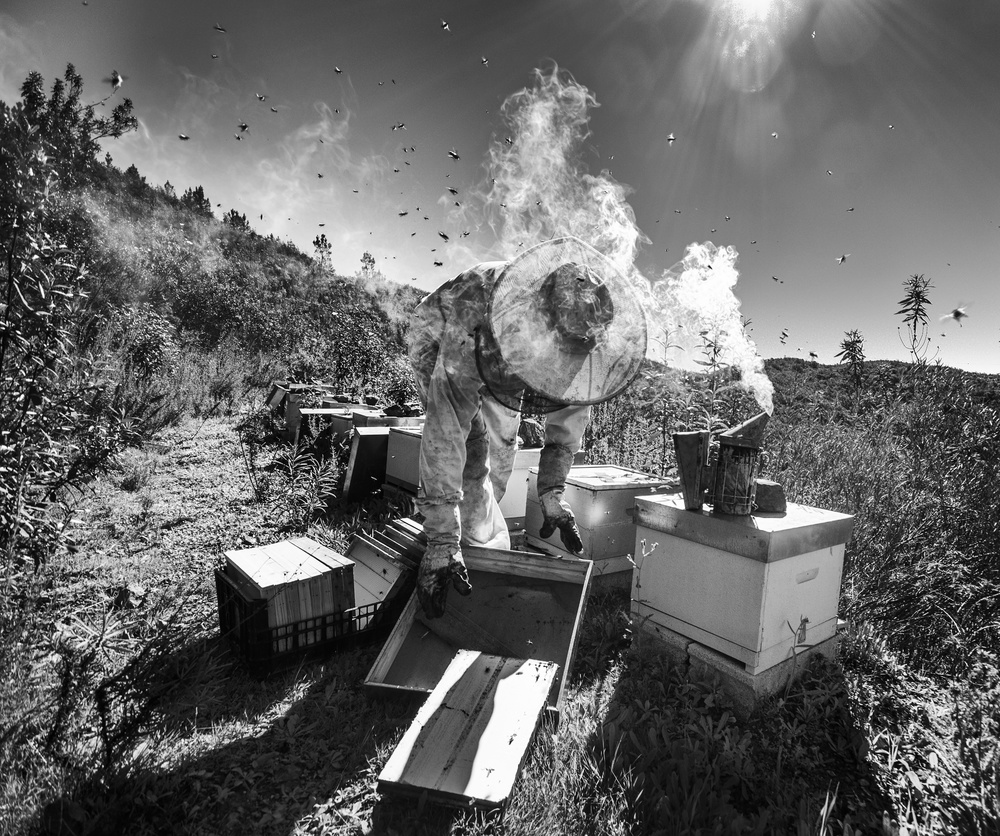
[1,98,132,570]
[180,185,213,218]
[360,250,376,280]
[124,163,150,199]
[224,209,251,232]
[313,233,332,270]
[18,64,137,187]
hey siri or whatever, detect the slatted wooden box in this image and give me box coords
[525,465,674,581]
[224,540,355,642]
[631,492,854,674]
[216,534,414,677]
[365,545,592,715]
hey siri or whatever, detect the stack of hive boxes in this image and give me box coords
[384,427,542,532]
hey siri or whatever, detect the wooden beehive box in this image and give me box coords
[343,427,391,502]
[525,465,674,579]
[631,492,854,674]
[224,539,355,651]
[365,545,591,715]
[385,426,423,493]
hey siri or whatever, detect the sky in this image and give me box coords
[2,0,999,375]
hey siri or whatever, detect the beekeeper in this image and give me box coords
[408,237,647,619]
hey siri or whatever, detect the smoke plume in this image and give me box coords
[485,67,773,415]
[647,242,774,414]
[486,66,645,274]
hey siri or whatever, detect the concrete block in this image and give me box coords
[687,633,841,719]
[632,616,692,670]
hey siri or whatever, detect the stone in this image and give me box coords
[754,479,787,513]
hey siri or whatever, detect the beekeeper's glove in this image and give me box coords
[538,488,584,554]
[417,543,473,619]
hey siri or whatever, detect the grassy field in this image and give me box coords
[3,387,998,835]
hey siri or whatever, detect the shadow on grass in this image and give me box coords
[32,628,429,836]
[580,627,895,836]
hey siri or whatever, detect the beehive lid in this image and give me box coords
[377,650,559,810]
[531,464,672,491]
[634,492,855,562]
[388,425,423,438]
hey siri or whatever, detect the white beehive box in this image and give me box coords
[498,446,542,531]
[383,430,540,533]
[525,465,674,579]
[631,492,854,674]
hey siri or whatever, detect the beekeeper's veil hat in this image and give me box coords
[476,237,647,413]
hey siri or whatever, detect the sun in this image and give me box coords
[728,0,775,21]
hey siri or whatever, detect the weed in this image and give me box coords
[270,442,342,532]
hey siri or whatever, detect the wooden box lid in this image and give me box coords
[634,492,855,563]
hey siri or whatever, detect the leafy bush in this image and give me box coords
[0,102,130,572]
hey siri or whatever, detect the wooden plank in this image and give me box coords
[286,537,357,613]
[379,526,424,562]
[463,545,592,584]
[393,517,427,543]
[378,651,559,809]
[356,531,417,572]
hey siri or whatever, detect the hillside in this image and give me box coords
[3,66,1000,836]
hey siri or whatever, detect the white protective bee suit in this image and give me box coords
[408,238,647,619]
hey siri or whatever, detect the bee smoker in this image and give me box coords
[673,412,769,515]
[672,430,713,511]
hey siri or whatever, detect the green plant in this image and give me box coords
[1,100,129,573]
[896,274,937,368]
[270,442,341,532]
[835,329,866,400]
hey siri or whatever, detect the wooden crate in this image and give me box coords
[378,650,559,810]
[365,545,592,715]
[217,535,415,677]
[631,492,854,674]
[525,465,674,577]
[225,541,354,625]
